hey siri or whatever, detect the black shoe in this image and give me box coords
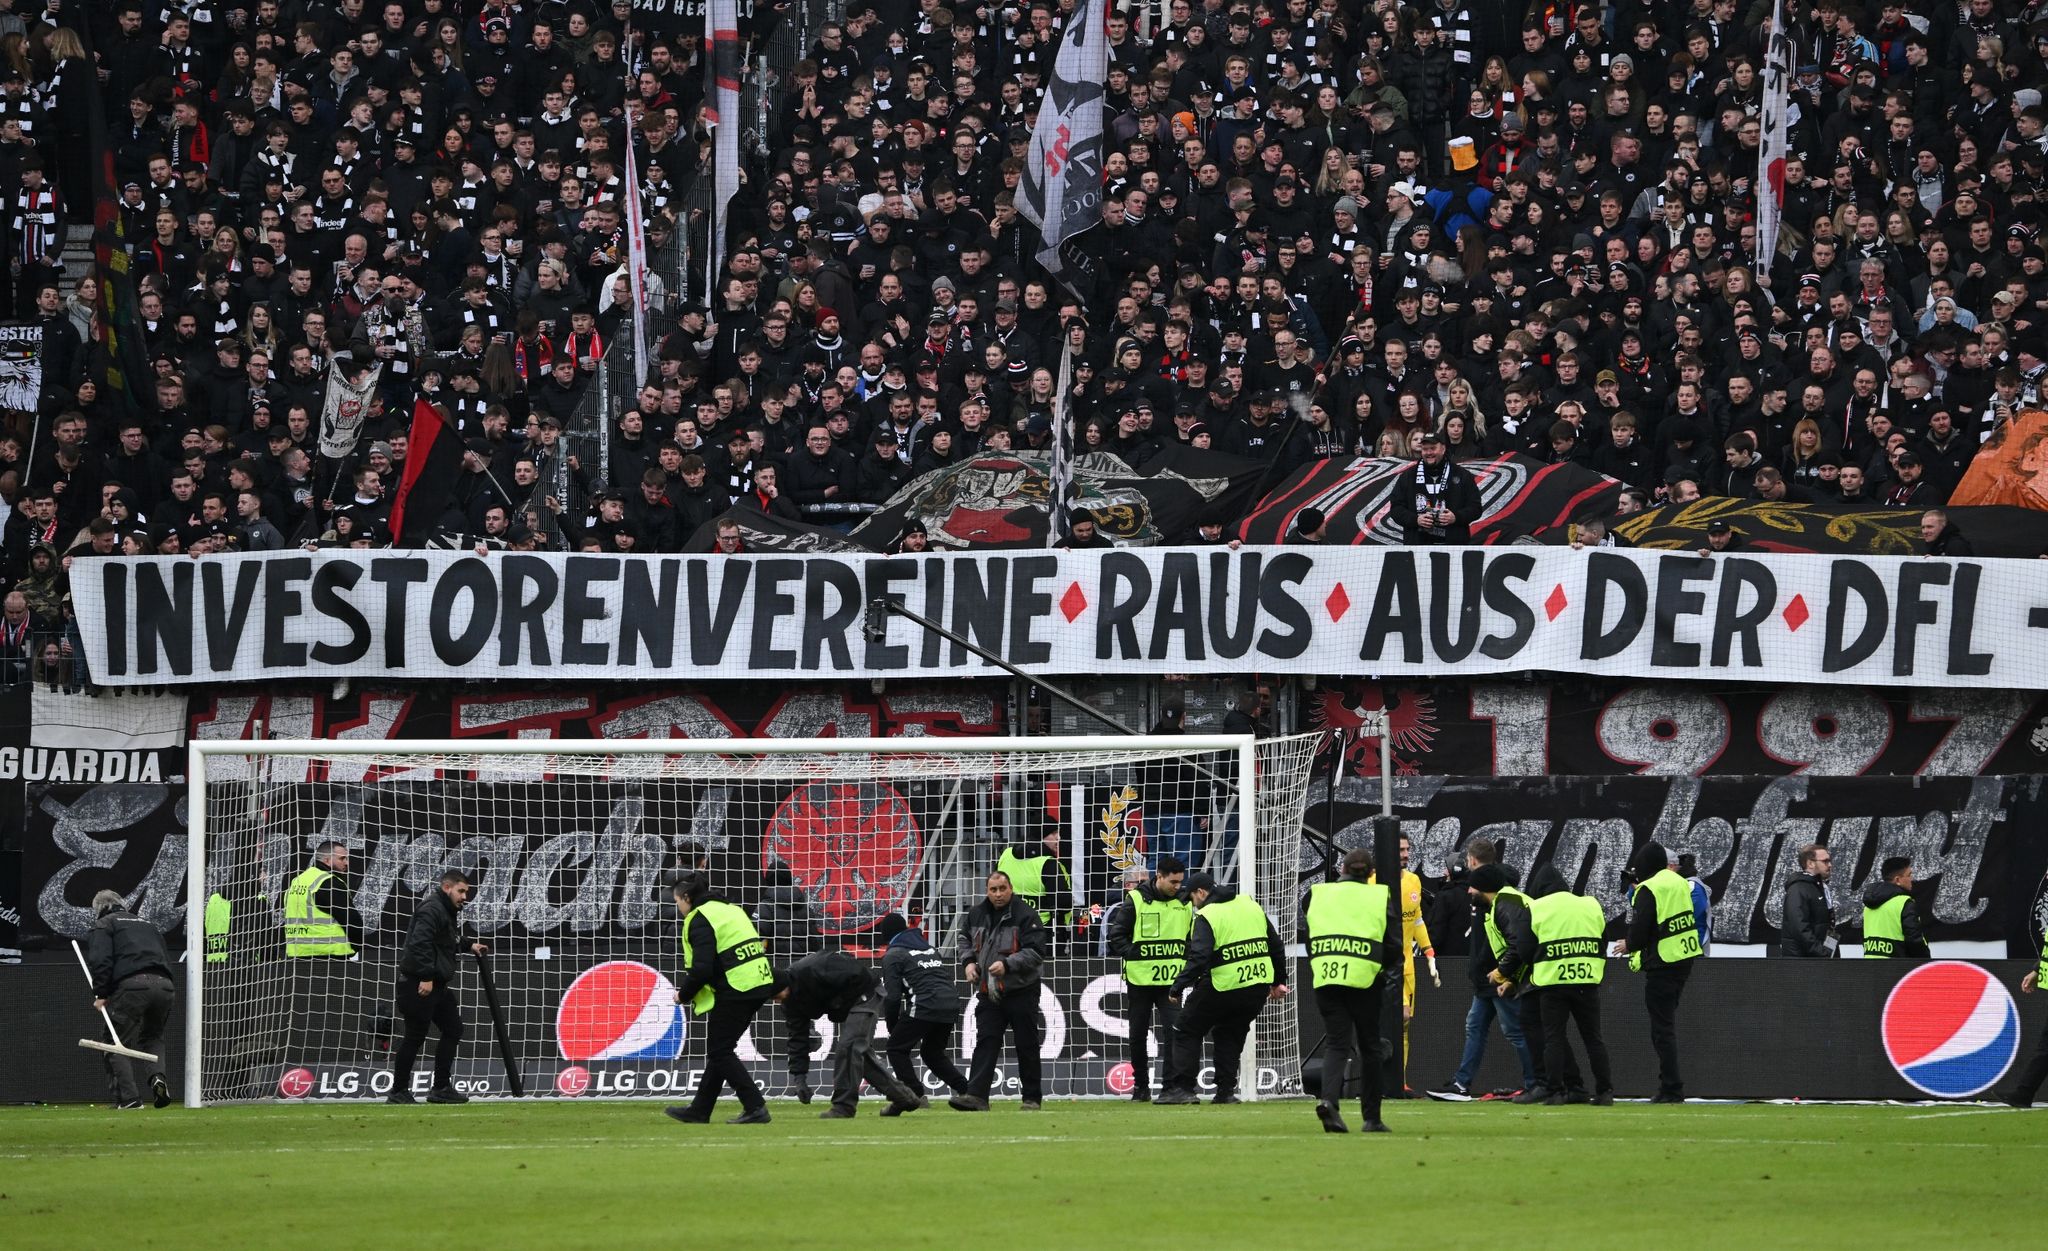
[2002,1092,2033,1108]
[1510,1086,1552,1105]
[1649,1091,1686,1104]
[115,1099,144,1110]
[386,1090,418,1105]
[426,1086,469,1105]
[1561,1090,1590,1105]
[794,1082,815,1105]
[948,1094,989,1112]
[1131,1090,1152,1103]
[664,1106,710,1124]
[1315,1101,1348,1133]
[152,1076,172,1109]
[1153,1089,1199,1105]
[727,1107,771,1125]
[1592,1092,1615,1106]
[819,1108,855,1119]
[1425,1081,1473,1102]
[1543,1092,1569,1106]
[880,1100,922,1117]
[1212,1093,1243,1105]
[1360,1119,1391,1133]
[1020,1099,1042,1111]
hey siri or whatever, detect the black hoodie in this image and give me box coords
[1625,842,1677,967]
[1497,864,1569,988]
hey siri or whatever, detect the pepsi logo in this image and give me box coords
[555,1065,591,1097]
[556,961,686,1062]
[1104,1061,1136,1096]
[277,1067,314,1099]
[1881,961,2021,1099]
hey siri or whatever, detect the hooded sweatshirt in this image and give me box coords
[1860,879,1930,958]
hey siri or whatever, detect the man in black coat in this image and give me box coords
[84,890,176,1109]
[388,869,487,1104]
[1393,431,1483,544]
[1779,844,1838,957]
[879,912,971,1101]
[775,947,924,1118]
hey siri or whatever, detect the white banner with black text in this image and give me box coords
[68,548,2048,689]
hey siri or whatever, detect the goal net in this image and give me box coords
[185,734,1321,1106]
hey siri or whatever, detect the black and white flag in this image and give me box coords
[1017,0,1108,281]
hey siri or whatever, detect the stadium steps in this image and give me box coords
[62,223,93,287]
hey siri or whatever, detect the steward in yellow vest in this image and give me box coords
[664,872,775,1127]
[1106,855,1191,1102]
[1155,872,1287,1106]
[284,842,361,958]
[1618,842,1699,1103]
[1302,849,1394,1134]
[1512,864,1614,1106]
[1860,857,1928,959]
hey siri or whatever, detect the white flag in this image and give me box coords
[706,0,742,299]
[1017,0,1108,282]
[317,361,382,459]
[1757,0,1795,267]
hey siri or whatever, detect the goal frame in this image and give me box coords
[186,734,1262,1108]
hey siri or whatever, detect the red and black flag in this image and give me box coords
[387,398,465,547]
[1239,454,1624,545]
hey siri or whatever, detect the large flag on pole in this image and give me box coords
[1757,0,1795,268]
[622,123,651,384]
[1017,0,1108,283]
[705,0,742,301]
[388,398,465,547]
[1049,342,1076,544]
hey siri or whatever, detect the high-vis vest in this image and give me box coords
[1483,884,1531,962]
[205,892,232,963]
[1201,893,1275,991]
[1305,880,1391,989]
[283,867,351,957]
[1863,894,1908,958]
[1529,891,1607,987]
[1123,889,1192,986]
[682,899,773,1014]
[997,848,1071,925]
[1629,869,1703,972]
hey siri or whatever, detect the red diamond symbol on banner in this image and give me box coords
[1545,584,1569,621]
[1059,582,1088,622]
[1326,584,1351,622]
[1782,594,1810,632]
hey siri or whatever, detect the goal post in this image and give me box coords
[185,734,1321,1107]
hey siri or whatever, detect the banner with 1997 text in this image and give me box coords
[69,548,2048,690]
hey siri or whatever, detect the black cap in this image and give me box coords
[877,912,909,942]
[1184,871,1218,896]
[1418,428,1445,445]
[1707,519,1733,534]
[1470,864,1508,893]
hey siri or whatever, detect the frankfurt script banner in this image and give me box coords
[69,548,2048,689]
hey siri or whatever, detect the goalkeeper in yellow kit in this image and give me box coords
[1368,833,1436,1096]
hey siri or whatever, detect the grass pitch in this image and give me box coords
[5,1099,2042,1249]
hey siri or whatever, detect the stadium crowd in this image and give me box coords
[2,0,2045,614]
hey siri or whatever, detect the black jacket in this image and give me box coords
[781,948,876,1023]
[957,896,1051,998]
[85,906,173,997]
[1391,458,1484,544]
[398,888,464,985]
[1779,873,1835,957]
[1172,889,1287,995]
[1861,880,1930,958]
[882,927,963,1023]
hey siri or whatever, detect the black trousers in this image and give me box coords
[1168,985,1266,1098]
[886,1016,972,1095]
[967,991,1042,1101]
[103,973,175,1103]
[687,994,769,1115]
[1645,961,1693,1096]
[391,979,464,1091]
[1519,988,1580,1092]
[1315,979,1386,1117]
[2013,1001,2048,1103]
[1538,984,1613,1096]
[1126,984,1179,1095]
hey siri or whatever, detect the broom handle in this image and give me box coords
[73,938,137,1051]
